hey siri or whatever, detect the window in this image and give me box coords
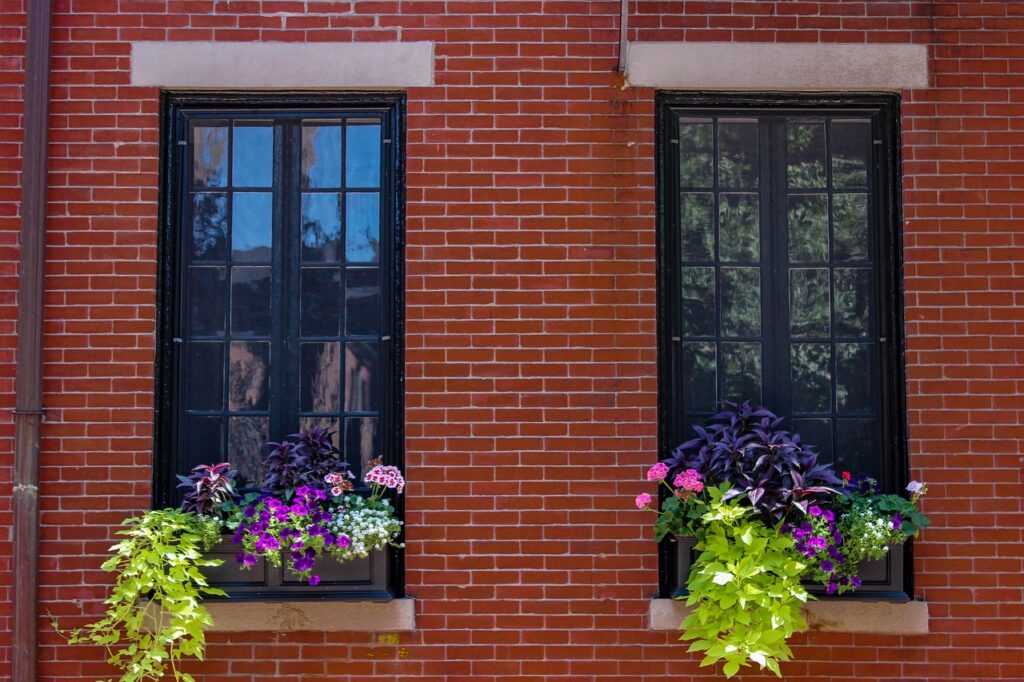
[656,94,909,598]
[155,93,405,598]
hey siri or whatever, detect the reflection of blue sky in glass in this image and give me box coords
[346,193,380,263]
[346,124,381,188]
[232,193,272,262]
[301,193,341,261]
[303,126,341,188]
[232,126,273,187]
[193,127,227,187]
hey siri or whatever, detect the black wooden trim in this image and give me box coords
[155,91,406,599]
[655,92,910,600]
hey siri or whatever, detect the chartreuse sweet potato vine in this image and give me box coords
[681,484,808,678]
[53,509,225,682]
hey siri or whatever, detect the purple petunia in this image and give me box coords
[808,505,822,517]
[891,512,903,531]
[308,575,320,586]
[820,560,835,573]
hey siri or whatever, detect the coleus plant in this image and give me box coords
[177,462,238,516]
[662,401,844,524]
[261,424,352,498]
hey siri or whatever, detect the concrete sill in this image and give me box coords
[203,598,415,632]
[649,598,928,635]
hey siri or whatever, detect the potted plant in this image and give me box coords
[636,402,929,678]
[55,426,404,682]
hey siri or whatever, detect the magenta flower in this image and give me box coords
[635,492,652,509]
[808,505,822,517]
[822,509,835,522]
[337,534,351,548]
[646,463,669,481]
[308,575,320,586]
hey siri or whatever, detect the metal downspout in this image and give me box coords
[617,0,629,72]
[13,0,53,681]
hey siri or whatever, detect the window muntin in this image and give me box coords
[658,94,907,598]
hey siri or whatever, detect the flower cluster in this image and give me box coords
[325,471,355,497]
[326,494,404,561]
[365,463,406,493]
[646,462,670,481]
[673,469,704,494]
[783,505,859,595]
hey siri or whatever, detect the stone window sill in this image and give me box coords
[202,597,415,632]
[649,598,928,635]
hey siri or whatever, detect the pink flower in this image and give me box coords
[635,493,652,509]
[646,463,670,481]
[673,469,704,492]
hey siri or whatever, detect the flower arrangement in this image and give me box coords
[637,402,929,678]
[58,426,404,682]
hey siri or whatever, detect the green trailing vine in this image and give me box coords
[680,485,809,678]
[53,509,225,682]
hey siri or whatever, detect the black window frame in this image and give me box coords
[154,91,406,599]
[655,92,911,600]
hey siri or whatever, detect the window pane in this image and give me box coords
[345,341,380,412]
[833,268,871,337]
[836,419,875,477]
[718,121,758,188]
[183,415,224,472]
[792,418,833,462]
[300,268,342,338]
[185,342,223,411]
[228,341,270,411]
[787,121,826,188]
[831,121,870,188]
[187,267,227,337]
[346,123,382,188]
[680,192,714,262]
[789,268,830,337]
[231,192,272,263]
[345,416,380,478]
[720,341,761,404]
[193,125,227,188]
[230,267,272,336]
[791,343,832,413]
[678,118,713,187]
[345,268,381,336]
[300,342,342,413]
[833,193,869,262]
[720,267,760,337]
[302,125,342,189]
[228,416,269,487]
[301,193,342,262]
[718,193,759,263]
[681,341,716,413]
[232,124,273,188]
[788,194,829,263]
[836,343,872,414]
[192,193,227,261]
[345,192,381,264]
[680,267,715,337]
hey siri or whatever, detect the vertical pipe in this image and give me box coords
[13,0,53,680]
[617,0,629,72]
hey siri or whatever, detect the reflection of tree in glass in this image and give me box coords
[229,416,268,487]
[721,268,761,337]
[192,193,226,260]
[229,342,268,411]
[787,195,828,262]
[681,193,714,261]
[832,194,868,261]
[681,342,716,412]
[718,194,759,262]
[680,267,715,337]
[834,269,870,336]
[791,343,831,412]
[721,342,761,403]
[787,123,826,188]
[718,123,757,187]
[679,122,713,186]
[790,269,830,337]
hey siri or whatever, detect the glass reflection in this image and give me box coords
[231,193,272,262]
[183,416,224,473]
[681,341,716,412]
[185,342,223,412]
[230,267,272,336]
[831,121,870,188]
[228,416,269,487]
[792,418,833,462]
[721,342,762,403]
[301,193,342,262]
[346,192,381,263]
[188,267,226,337]
[345,268,381,336]
[718,121,758,188]
[720,267,760,337]
[345,416,379,478]
[232,125,273,188]
[718,193,759,262]
[345,341,379,412]
[228,341,270,411]
[834,268,871,337]
[788,194,829,263]
[346,123,382,188]
[301,342,341,413]
[302,125,342,189]
[833,193,869,261]
[680,267,715,337]
[836,419,875,476]
[791,343,832,413]
[301,268,342,338]
[192,193,227,261]
[787,121,827,188]
[789,268,830,337]
[193,126,227,188]
[836,343,872,413]
[678,119,714,187]
[680,192,714,262]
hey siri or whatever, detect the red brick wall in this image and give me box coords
[1,0,1022,679]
